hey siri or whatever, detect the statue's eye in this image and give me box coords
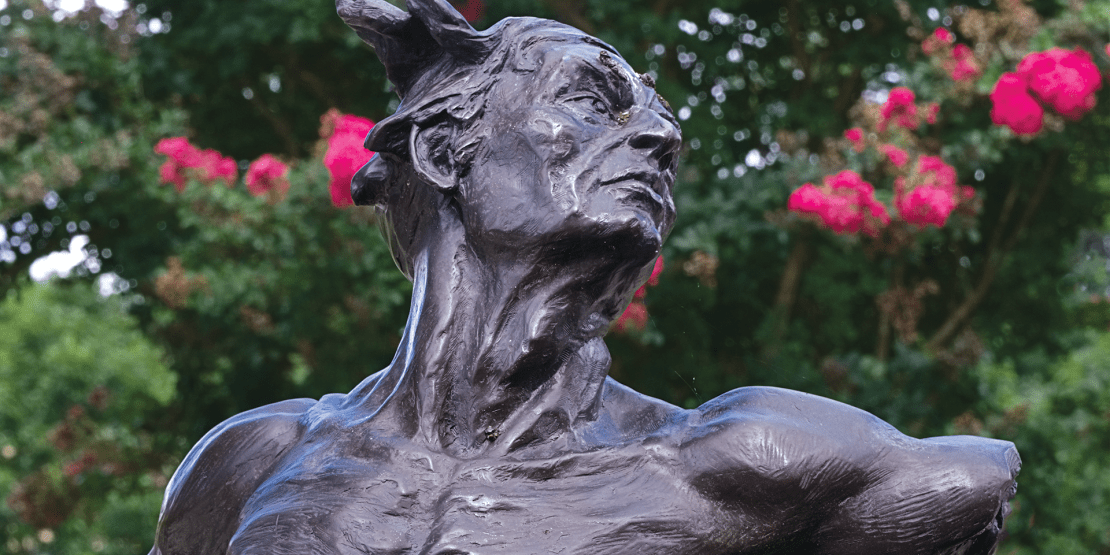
[568,94,612,118]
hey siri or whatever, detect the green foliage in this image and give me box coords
[972,331,1110,553]
[0,282,177,554]
[1,0,1109,552]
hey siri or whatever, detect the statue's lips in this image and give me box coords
[600,171,669,219]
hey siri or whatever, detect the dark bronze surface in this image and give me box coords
[149,1,1020,553]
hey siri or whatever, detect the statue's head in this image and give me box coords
[339,0,681,283]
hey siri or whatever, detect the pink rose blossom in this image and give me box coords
[788,170,889,237]
[922,27,954,56]
[990,72,1044,136]
[1017,47,1102,121]
[896,156,960,227]
[880,144,909,168]
[159,160,187,191]
[154,137,198,162]
[323,113,376,208]
[947,44,981,82]
[917,155,957,190]
[897,185,957,228]
[880,87,919,131]
[245,154,289,198]
[196,149,238,187]
[844,127,865,152]
[154,137,237,189]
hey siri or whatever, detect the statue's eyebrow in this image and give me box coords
[590,51,635,108]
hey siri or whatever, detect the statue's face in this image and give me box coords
[457,39,680,261]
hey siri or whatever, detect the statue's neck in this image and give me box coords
[351,225,627,457]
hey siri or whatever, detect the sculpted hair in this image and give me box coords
[339,1,617,279]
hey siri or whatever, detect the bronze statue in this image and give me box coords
[149,1,1020,553]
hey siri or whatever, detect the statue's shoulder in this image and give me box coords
[152,398,316,555]
[679,385,900,477]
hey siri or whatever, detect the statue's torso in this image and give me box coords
[228,412,738,555]
[158,383,1017,555]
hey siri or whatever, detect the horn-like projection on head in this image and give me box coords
[336,0,493,99]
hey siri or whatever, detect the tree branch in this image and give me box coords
[926,150,1061,351]
[764,236,810,355]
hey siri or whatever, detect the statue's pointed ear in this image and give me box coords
[337,0,493,98]
[406,0,489,64]
[409,122,458,193]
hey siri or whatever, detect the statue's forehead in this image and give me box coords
[520,41,639,96]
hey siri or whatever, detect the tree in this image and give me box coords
[0,282,176,554]
[1,0,1109,551]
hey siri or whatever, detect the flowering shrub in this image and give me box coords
[154,137,237,191]
[946,44,981,83]
[880,144,909,168]
[990,72,1046,136]
[844,127,865,152]
[1017,47,1102,121]
[894,156,966,228]
[879,87,919,131]
[322,111,376,208]
[990,47,1102,135]
[245,154,289,199]
[788,170,890,236]
[921,27,954,56]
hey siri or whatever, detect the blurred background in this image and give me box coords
[1,0,1109,552]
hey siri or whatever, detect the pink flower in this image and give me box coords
[897,185,957,227]
[323,113,376,208]
[922,27,955,56]
[159,160,187,191]
[788,171,889,237]
[154,137,199,163]
[896,156,960,227]
[880,87,919,131]
[154,137,237,189]
[1017,47,1102,121]
[947,44,981,82]
[880,144,909,168]
[196,149,238,187]
[245,154,289,198]
[917,155,957,189]
[154,137,198,191]
[990,72,1044,136]
[615,301,649,332]
[844,127,865,152]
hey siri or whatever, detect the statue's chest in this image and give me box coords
[229,441,732,555]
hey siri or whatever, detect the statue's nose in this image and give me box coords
[629,109,681,173]
[351,154,389,206]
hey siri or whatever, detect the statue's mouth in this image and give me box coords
[600,171,669,222]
